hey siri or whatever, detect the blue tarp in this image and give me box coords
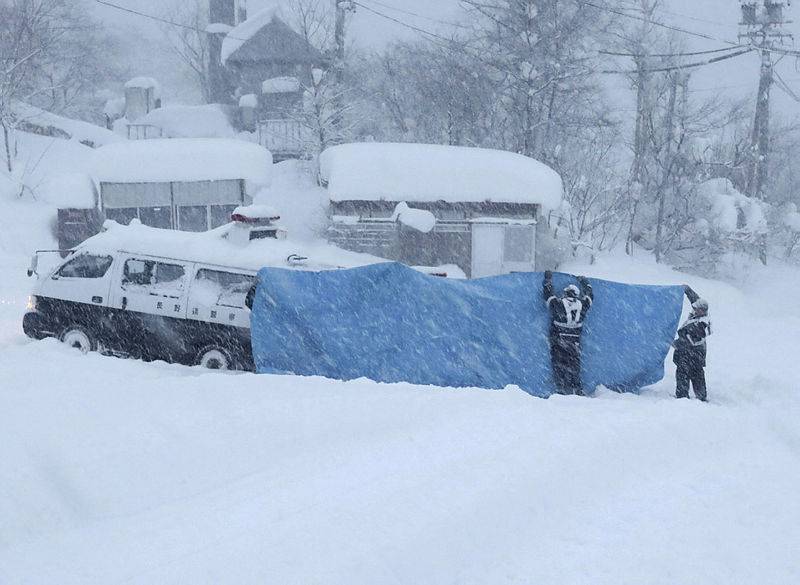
[251,263,684,397]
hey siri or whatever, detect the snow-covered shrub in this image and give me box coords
[777,202,800,260]
[536,207,572,270]
[670,178,768,280]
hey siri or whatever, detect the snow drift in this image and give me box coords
[251,263,684,396]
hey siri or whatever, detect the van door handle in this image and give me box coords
[121,296,128,310]
[92,296,103,304]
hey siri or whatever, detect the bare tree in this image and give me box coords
[288,0,334,51]
[160,0,213,103]
[0,0,119,173]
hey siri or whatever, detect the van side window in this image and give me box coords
[193,269,255,308]
[57,254,113,278]
[122,259,185,297]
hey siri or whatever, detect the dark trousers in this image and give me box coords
[551,337,583,395]
[676,364,707,401]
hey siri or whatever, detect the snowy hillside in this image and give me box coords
[1,232,799,583]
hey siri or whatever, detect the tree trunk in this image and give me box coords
[654,73,679,263]
[2,121,13,174]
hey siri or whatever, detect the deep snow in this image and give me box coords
[1,243,799,584]
[1,127,798,584]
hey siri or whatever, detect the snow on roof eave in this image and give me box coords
[221,6,282,65]
[124,77,161,99]
[92,139,272,186]
[320,143,563,209]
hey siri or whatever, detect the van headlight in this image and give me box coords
[26,295,37,311]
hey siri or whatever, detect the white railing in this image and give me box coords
[127,124,164,140]
[256,119,311,157]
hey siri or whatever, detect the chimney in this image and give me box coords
[208,0,240,104]
[209,0,236,26]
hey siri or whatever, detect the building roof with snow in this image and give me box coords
[262,76,301,94]
[12,101,121,149]
[319,143,563,208]
[38,173,99,209]
[221,6,325,66]
[124,77,162,98]
[91,139,272,186]
[137,105,236,139]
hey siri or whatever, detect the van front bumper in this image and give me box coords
[23,311,55,340]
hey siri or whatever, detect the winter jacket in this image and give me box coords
[673,287,711,368]
[543,272,593,344]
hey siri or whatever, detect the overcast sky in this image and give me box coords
[94,0,800,117]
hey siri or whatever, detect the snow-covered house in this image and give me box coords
[209,1,326,159]
[93,139,271,231]
[54,139,272,249]
[321,143,563,278]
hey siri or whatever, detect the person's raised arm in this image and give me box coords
[543,270,555,303]
[683,285,700,305]
[577,275,593,304]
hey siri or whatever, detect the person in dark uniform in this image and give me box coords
[543,270,593,395]
[673,285,711,401]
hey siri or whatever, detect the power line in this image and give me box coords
[774,69,800,103]
[587,1,800,60]
[617,0,737,29]
[350,1,461,47]
[584,1,741,46]
[600,46,746,59]
[359,0,470,30]
[601,47,755,75]
[93,0,253,43]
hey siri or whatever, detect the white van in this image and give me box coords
[22,214,365,370]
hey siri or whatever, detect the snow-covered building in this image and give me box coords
[54,139,272,249]
[208,1,326,159]
[321,143,563,278]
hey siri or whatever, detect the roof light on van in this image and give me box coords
[231,204,281,224]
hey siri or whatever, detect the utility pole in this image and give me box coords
[739,1,793,201]
[626,52,649,256]
[333,1,356,88]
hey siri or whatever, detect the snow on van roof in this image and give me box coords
[77,220,381,273]
[319,143,563,208]
[92,139,272,186]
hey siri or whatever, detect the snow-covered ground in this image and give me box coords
[1,236,799,583]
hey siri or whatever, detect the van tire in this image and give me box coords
[59,325,98,354]
[195,345,234,370]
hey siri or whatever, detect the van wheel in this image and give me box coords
[59,325,97,354]
[195,345,234,370]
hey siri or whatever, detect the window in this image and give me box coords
[122,259,185,297]
[504,225,534,263]
[57,254,113,279]
[178,206,208,232]
[210,204,238,229]
[193,269,255,308]
[105,207,138,225]
[139,206,173,229]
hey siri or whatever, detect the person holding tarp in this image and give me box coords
[673,286,711,402]
[543,270,593,395]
